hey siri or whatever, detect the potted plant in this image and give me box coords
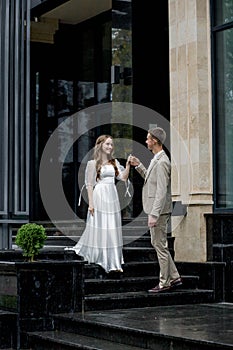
[1,222,86,349]
[15,223,47,262]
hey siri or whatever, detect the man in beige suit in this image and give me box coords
[130,127,182,293]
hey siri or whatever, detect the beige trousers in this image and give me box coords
[150,214,180,288]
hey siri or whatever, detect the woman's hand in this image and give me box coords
[126,154,131,166]
[88,207,94,216]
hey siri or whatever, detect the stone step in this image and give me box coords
[123,245,175,262]
[84,289,214,311]
[83,260,176,279]
[20,233,155,248]
[40,234,173,249]
[84,275,199,295]
[11,217,148,234]
[28,330,143,350]
[12,228,152,243]
[11,218,150,247]
[29,306,228,350]
[8,245,173,264]
[63,245,175,266]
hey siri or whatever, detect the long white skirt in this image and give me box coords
[70,182,124,273]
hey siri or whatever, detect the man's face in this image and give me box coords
[145,133,156,150]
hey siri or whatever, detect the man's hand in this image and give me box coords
[148,214,157,228]
[129,155,140,167]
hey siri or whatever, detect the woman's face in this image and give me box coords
[102,137,113,155]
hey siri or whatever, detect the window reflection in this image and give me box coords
[213,13,233,208]
[213,0,233,27]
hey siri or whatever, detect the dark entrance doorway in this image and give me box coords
[30,12,112,221]
[30,1,169,223]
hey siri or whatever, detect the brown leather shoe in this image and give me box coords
[148,284,171,293]
[170,277,183,288]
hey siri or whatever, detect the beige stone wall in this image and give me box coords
[169,0,213,262]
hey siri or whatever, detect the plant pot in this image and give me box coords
[0,259,85,349]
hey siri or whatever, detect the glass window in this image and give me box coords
[213,0,233,26]
[212,0,233,209]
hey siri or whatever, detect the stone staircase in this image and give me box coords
[25,273,220,350]
[80,250,214,312]
[2,218,225,349]
[11,217,151,249]
[12,217,215,312]
[24,258,220,350]
[26,303,233,350]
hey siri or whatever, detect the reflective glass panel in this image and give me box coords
[213,0,233,26]
[215,28,233,208]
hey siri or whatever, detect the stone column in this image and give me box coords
[169,0,213,262]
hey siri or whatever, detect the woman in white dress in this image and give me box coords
[68,135,131,273]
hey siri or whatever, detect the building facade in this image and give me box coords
[0,0,232,298]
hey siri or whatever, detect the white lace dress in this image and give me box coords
[70,159,126,273]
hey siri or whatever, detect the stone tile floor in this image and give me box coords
[79,303,233,348]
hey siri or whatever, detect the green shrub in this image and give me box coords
[15,223,47,262]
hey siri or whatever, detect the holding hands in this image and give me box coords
[128,155,140,167]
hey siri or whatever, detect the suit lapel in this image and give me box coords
[145,158,156,181]
[145,151,165,182]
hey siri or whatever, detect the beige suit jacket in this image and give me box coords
[136,150,172,218]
